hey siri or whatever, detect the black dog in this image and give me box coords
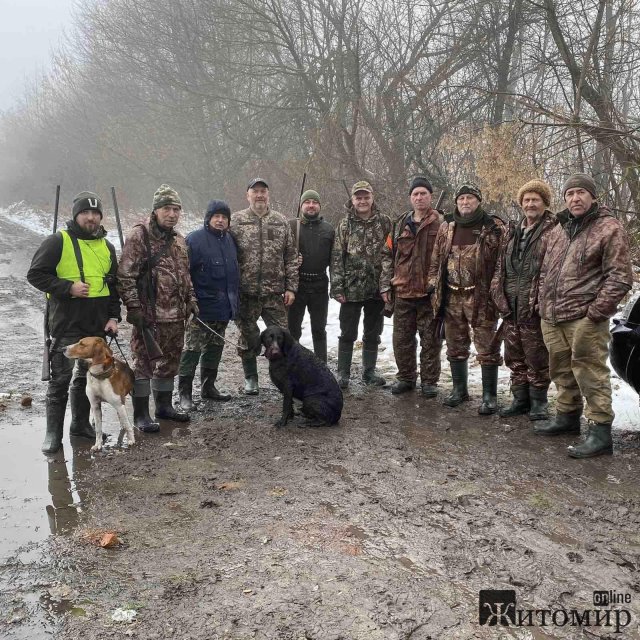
[261,326,343,427]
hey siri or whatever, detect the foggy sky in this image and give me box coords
[0,0,75,111]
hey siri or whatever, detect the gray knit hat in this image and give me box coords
[152,184,182,210]
[562,173,597,200]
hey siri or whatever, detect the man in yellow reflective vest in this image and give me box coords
[28,192,120,454]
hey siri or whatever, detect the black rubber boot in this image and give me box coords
[242,357,259,395]
[313,337,328,363]
[178,376,195,412]
[336,343,353,390]
[68,386,96,439]
[201,367,231,401]
[443,360,469,407]
[478,364,499,415]
[154,390,190,422]
[567,422,613,458]
[499,384,530,417]
[42,401,66,454]
[391,380,415,395]
[420,384,438,398]
[533,410,582,436]
[528,387,549,421]
[132,395,160,433]
[362,347,386,386]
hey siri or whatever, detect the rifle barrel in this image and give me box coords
[111,186,125,249]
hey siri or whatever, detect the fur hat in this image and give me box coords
[72,191,103,219]
[153,184,182,210]
[517,179,552,208]
[455,183,482,202]
[562,173,597,200]
[409,176,433,195]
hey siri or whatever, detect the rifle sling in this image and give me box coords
[138,224,173,323]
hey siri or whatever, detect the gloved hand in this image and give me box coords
[126,308,146,328]
[186,300,200,318]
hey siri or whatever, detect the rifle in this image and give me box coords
[41,185,60,381]
[295,172,307,251]
[110,186,125,250]
[432,189,448,341]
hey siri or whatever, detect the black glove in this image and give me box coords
[187,301,200,318]
[126,308,146,328]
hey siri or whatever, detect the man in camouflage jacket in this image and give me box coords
[380,176,443,397]
[491,179,557,421]
[535,173,632,458]
[118,184,198,431]
[331,180,392,388]
[230,178,298,394]
[429,184,505,414]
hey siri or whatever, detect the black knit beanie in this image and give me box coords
[72,191,103,219]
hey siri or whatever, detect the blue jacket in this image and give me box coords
[186,213,239,322]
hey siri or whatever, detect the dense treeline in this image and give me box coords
[1,0,639,239]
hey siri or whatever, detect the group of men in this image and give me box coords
[28,172,633,460]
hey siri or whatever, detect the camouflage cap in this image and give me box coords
[455,183,482,202]
[351,180,373,195]
[153,184,182,210]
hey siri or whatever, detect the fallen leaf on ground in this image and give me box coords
[216,480,245,491]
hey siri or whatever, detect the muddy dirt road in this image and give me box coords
[1,214,640,639]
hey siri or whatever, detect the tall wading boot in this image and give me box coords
[567,422,613,458]
[132,395,160,433]
[362,346,386,386]
[443,360,469,407]
[313,337,328,364]
[42,401,66,454]
[68,386,97,440]
[154,390,190,422]
[336,343,353,390]
[528,387,549,421]
[178,376,195,412]
[499,384,530,417]
[242,357,259,395]
[478,364,499,415]
[533,409,582,436]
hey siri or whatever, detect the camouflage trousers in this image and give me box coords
[541,317,613,423]
[444,290,502,365]
[235,293,287,358]
[393,296,442,384]
[503,317,550,389]
[179,318,228,377]
[131,321,185,381]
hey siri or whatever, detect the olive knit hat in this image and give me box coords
[300,189,321,204]
[517,179,553,208]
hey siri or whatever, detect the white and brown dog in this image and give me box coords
[65,337,136,452]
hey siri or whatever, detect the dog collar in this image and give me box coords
[90,365,114,380]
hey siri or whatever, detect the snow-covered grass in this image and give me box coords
[3,202,638,429]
